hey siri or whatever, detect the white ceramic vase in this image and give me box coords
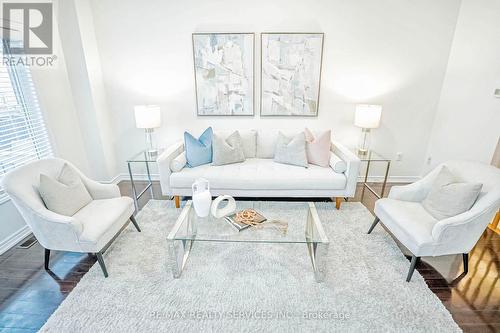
[192,178,211,217]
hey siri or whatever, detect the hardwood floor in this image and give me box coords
[0,181,498,332]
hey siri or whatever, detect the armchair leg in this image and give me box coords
[335,197,341,210]
[174,196,180,208]
[406,255,419,282]
[44,249,50,270]
[463,253,469,275]
[130,215,141,232]
[96,252,108,278]
[367,217,380,234]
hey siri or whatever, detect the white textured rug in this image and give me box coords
[40,200,461,332]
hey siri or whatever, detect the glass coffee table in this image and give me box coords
[167,201,329,282]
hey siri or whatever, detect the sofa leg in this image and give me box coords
[44,249,50,270]
[367,217,380,234]
[174,196,180,208]
[96,252,108,278]
[335,197,341,210]
[130,215,141,232]
[463,253,469,275]
[406,255,419,282]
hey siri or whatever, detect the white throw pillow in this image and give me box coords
[215,130,256,158]
[329,153,347,173]
[256,129,279,158]
[39,164,92,216]
[170,152,186,172]
[422,166,483,220]
[274,132,308,168]
[212,131,246,166]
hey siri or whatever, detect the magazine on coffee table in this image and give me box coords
[224,210,267,231]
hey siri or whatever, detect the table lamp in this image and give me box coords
[134,105,161,156]
[354,104,382,155]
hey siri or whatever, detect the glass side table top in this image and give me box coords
[127,149,164,163]
[356,150,389,162]
[167,201,329,282]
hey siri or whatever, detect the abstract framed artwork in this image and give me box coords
[260,33,324,117]
[192,33,254,116]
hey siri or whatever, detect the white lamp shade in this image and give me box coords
[354,104,382,129]
[134,105,161,129]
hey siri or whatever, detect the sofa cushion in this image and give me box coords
[305,128,331,167]
[256,129,300,158]
[329,152,347,173]
[184,127,213,167]
[215,129,256,158]
[212,131,245,166]
[274,132,308,168]
[170,158,346,190]
[170,152,186,172]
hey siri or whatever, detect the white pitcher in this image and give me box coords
[192,178,211,217]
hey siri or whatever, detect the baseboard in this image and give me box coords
[0,225,32,255]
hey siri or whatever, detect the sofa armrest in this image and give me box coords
[157,141,184,195]
[331,141,360,197]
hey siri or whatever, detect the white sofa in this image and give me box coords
[158,129,361,209]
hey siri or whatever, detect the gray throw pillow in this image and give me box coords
[274,132,308,168]
[422,166,482,220]
[39,163,92,216]
[212,131,246,166]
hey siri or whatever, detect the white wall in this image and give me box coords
[89,0,461,180]
[425,0,500,171]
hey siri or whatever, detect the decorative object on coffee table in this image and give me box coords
[134,105,161,156]
[192,33,254,116]
[260,33,324,116]
[192,178,212,217]
[211,195,236,218]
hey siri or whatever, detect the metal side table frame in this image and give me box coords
[357,150,391,200]
[127,150,159,212]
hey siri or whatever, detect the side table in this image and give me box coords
[126,150,160,212]
[356,150,391,200]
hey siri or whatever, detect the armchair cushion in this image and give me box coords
[374,198,438,256]
[39,164,92,216]
[422,166,483,220]
[76,196,134,251]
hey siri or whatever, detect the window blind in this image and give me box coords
[0,40,53,202]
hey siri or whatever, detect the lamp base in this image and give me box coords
[357,148,369,156]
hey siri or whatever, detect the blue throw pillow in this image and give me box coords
[184,127,213,167]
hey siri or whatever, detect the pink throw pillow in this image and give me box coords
[304,128,331,167]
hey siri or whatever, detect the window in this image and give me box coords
[0,41,53,201]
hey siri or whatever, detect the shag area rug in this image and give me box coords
[40,200,461,332]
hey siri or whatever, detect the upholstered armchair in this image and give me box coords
[1,158,140,277]
[368,160,500,282]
